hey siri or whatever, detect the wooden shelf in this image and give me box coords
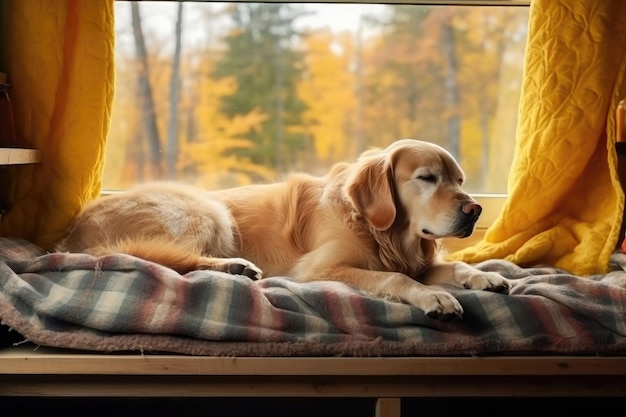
[0,147,41,165]
[2,347,626,377]
[1,346,626,398]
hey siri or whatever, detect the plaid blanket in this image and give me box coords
[1,237,626,356]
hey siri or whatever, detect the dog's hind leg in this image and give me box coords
[87,237,262,279]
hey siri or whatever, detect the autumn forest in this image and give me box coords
[104,1,529,193]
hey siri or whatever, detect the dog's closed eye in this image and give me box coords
[417,174,438,183]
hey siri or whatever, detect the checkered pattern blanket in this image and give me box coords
[1,237,625,356]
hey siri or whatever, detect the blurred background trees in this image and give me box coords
[105,2,528,192]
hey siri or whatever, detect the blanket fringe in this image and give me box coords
[12,338,30,347]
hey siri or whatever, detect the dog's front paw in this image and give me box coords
[410,288,464,321]
[462,271,511,294]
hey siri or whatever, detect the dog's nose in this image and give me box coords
[461,202,482,217]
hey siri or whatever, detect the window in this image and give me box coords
[108,0,529,224]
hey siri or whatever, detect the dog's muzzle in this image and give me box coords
[454,201,482,238]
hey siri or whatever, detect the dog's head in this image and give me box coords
[345,139,481,241]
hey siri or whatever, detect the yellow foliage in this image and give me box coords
[297,29,358,164]
[178,56,273,188]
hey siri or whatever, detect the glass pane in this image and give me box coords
[106,1,528,193]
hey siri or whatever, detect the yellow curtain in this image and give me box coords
[0,0,114,249]
[449,0,626,275]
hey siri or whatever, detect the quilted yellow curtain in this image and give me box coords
[0,0,114,249]
[450,0,626,275]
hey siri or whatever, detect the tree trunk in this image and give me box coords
[273,39,284,172]
[442,18,460,159]
[131,2,162,179]
[354,16,365,156]
[166,3,184,179]
[480,13,507,189]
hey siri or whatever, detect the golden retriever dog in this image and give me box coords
[56,139,510,320]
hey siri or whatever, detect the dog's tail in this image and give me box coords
[85,237,207,274]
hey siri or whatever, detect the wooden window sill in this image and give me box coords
[0,147,41,165]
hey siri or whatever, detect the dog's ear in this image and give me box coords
[344,152,396,230]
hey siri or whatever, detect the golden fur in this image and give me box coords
[56,139,510,319]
